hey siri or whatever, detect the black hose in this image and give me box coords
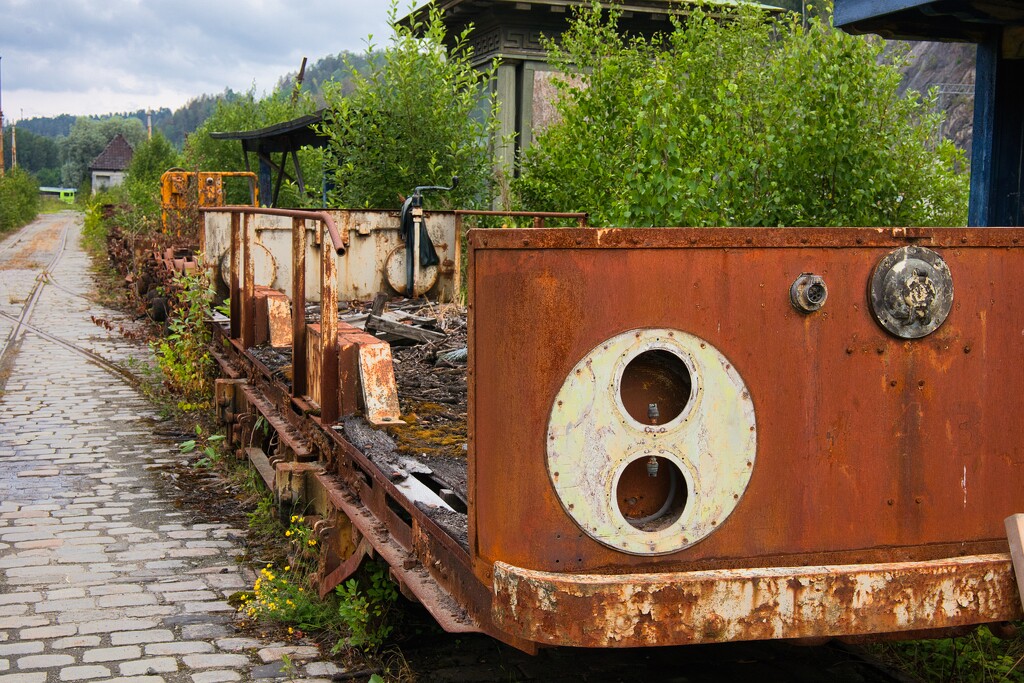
[632,464,678,525]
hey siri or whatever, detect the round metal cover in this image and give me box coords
[217,242,278,289]
[870,246,953,339]
[546,329,756,556]
[385,246,439,297]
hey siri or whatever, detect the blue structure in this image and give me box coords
[835,0,1024,226]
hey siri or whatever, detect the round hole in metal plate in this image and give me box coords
[620,350,692,425]
[616,456,688,532]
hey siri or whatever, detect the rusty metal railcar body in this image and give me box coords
[471,226,1024,646]
[208,203,1024,651]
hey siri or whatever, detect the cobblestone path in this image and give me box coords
[0,214,342,683]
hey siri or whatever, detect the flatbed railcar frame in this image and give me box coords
[206,204,1024,652]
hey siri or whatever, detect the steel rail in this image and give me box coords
[0,310,141,387]
[0,217,70,367]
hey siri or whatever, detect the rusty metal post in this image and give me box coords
[453,213,464,299]
[229,212,241,340]
[319,221,339,423]
[533,216,544,229]
[242,212,256,349]
[292,217,308,398]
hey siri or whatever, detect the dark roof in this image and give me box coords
[407,0,773,19]
[835,0,1024,41]
[403,0,781,65]
[209,110,328,154]
[89,134,134,172]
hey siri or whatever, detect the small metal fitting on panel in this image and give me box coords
[790,273,828,313]
[870,246,953,339]
[646,455,660,478]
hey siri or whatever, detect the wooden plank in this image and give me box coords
[365,315,446,344]
[247,446,276,491]
[370,292,388,317]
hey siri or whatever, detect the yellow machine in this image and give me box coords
[160,170,258,237]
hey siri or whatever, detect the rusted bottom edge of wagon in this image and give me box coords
[211,320,1023,654]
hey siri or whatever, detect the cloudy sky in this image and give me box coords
[0,0,405,121]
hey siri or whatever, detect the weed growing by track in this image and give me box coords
[237,507,402,655]
[874,625,1024,682]
[152,268,215,405]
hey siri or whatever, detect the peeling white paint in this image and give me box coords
[546,328,756,555]
[963,465,968,508]
[491,554,1019,647]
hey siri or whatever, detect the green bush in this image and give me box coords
[79,189,129,253]
[0,168,41,234]
[319,0,499,210]
[333,561,399,651]
[515,2,969,228]
[124,132,180,221]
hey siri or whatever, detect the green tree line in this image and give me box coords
[86,0,967,234]
[10,49,373,192]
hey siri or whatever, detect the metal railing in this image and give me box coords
[207,206,588,424]
[204,206,346,423]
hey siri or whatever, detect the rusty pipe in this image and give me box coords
[200,206,346,255]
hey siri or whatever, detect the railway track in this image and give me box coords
[0,214,70,362]
[0,214,141,391]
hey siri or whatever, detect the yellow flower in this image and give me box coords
[307,539,316,546]
[285,530,292,537]
[288,627,294,634]
[291,515,299,523]
[284,566,290,571]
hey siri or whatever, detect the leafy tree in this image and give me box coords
[59,116,147,188]
[319,0,499,210]
[516,3,969,228]
[0,167,41,235]
[35,168,61,187]
[123,132,181,220]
